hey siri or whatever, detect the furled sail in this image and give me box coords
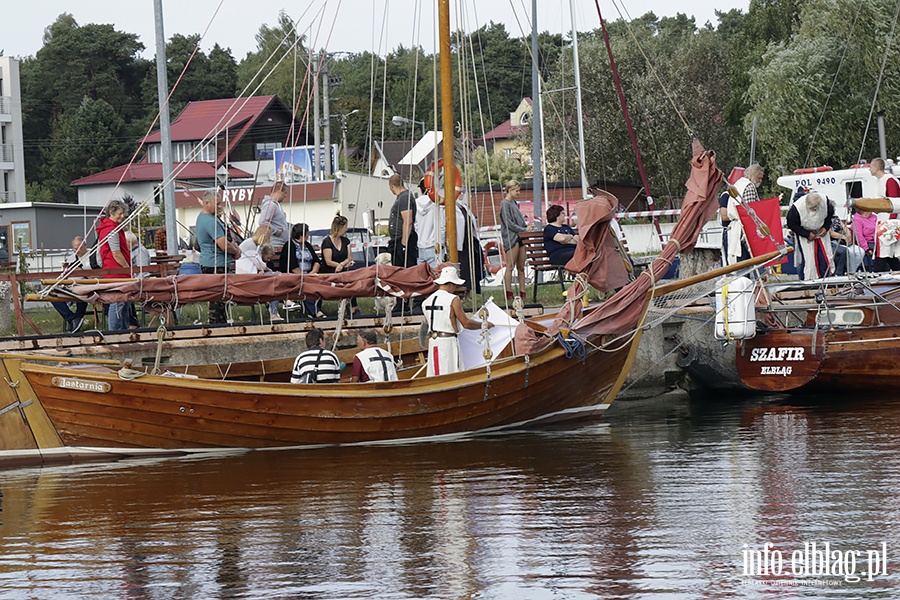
[67,262,438,308]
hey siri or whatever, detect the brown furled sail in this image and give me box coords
[516,139,723,354]
[67,262,438,308]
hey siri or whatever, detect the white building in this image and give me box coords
[0,56,26,205]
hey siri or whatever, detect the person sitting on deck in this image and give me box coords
[421,266,493,377]
[542,204,579,266]
[52,235,99,332]
[349,328,398,382]
[290,327,342,384]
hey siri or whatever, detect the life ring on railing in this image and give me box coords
[793,166,834,174]
[482,240,504,274]
[423,159,463,203]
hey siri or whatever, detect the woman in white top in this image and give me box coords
[235,226,274,274]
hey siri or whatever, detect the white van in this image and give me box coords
[775,160,900,219]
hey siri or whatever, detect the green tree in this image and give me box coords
[463,22,532,132]
[746,0,900,175]
[140,35,240,126]
[463,146,529,186]
[20,14,149,195]
[24,182,53,204]
[237,11,309,107]
[43,97,130,202]
[724,0,810,140]
[543,14,736,203]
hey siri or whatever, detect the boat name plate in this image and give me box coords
[51,377,111,394]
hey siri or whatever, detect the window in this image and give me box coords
[147,142,214,163]
[256,142,282,160]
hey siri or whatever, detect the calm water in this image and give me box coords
[1,393,899,599]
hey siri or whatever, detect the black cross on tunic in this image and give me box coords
[368,350,393,381]
[424,297,444,333]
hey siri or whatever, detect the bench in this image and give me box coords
[519,231,568,303]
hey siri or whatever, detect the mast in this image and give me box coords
[153,0,178,256]
[531,0,543,224]
[749,116,758,165]
[439,0,458,262]
[570,0,588,198]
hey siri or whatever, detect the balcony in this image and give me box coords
[0,191,15,203]
[0,97,10,121]
[0,144,14,164]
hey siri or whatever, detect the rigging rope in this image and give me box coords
[557,332,587,362]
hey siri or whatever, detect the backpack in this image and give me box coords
[297,348,325,383]
[297,369,317,384]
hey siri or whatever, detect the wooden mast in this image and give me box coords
[438,0,458,263]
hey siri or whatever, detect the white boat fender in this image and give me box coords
[715,276,756,340]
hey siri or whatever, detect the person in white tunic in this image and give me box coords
[725,163,764,265]
[350,328,398,382]
[421,266,494,376]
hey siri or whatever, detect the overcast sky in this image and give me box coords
[4,0,748,60]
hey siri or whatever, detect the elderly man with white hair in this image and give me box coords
[786,190,835,280]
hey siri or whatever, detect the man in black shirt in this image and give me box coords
[387,174,418,268]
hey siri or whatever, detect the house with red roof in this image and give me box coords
[475,98,532,165]
[71,95,306,211]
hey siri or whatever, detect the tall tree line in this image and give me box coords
[21,1,900,204]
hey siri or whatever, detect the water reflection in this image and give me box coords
[0,394,898,598]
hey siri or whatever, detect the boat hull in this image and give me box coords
[736,325,900,392]
[1,331,639,463]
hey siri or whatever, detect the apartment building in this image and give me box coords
[0,56,26,205]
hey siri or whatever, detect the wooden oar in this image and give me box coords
[25,294,82,303]
[652,247,792,297]
[849,197,900,213]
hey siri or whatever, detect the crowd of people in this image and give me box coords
[289,263,493,384]
[721,159,900,279]
[192,176,490,325]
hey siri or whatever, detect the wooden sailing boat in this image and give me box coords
[734,197,900,393]
[0,2,730,468]
[734,273,900,393]
[0,143,726,467]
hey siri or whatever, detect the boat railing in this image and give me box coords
[757,289,900,329]
[0,263,180,337]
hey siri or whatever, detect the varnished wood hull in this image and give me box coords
[1,330,640,464]
[736,325,900,392]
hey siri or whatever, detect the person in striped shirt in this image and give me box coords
[290,328,342,384]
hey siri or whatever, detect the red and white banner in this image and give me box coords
[737,197,787,265]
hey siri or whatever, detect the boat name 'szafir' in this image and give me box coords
[748,347,805,362]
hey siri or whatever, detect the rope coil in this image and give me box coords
[557,332,587,363]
